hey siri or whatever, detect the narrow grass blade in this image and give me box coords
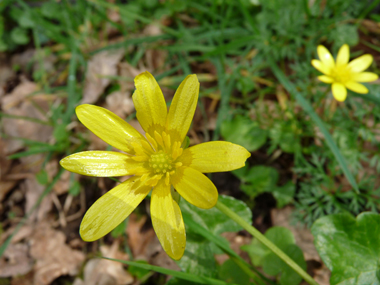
[102,258,237,285]
[267,58,359,193]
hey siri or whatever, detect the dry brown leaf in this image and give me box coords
[24,177,53,222]
[105,91,134,118]
[118,62,145,93]
[126,213,155,259]
[30,222,85,285]
[1,78,53,154]
[271,206,320,262]
[82,49,126,104]
[0,243,33,278]
[75,240,133,285]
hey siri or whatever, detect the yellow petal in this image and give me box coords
[348,54,373,73]
[133,72,168,136]
[60,151,144,177]
[317,45,335,69]
[166,75,200,143]
[180,141,251,173]
[331,83,347,102]
[345,81,368,94]
[80,178,151,241]
[351,72,379,82]
[317,75,334,84]
[172,167,218,209]
[76,104,145,154]
[336,44,350,66]
[311,59,331,75]
[151,181,185,260]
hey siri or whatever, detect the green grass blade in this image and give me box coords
[267,58,359,193]
[103,257,238,285]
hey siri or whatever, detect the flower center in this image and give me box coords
[149,150,173,174]
[130,130,184,187]
[331,65,351,84]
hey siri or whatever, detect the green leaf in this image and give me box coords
[218,259,250,284]
[330,24,358,49]
[18,11,35,28]
[10,27,29,45]
[269,121,300,153]
[221,115,267,152]
[263,245,305,285]
[240,166,279,198]
[41,2,61,18]
[271,181,295,208]
[242,227,306,285]
[176,233,217,278]
[311,212,380,285]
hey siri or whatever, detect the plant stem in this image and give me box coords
[215,200,319,285]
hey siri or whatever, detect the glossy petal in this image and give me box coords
[318,75,334,83]
[80,178,151,241]
[166,75,199,143]
[76,104,145,154]
[348,54,373,73]
[180,141,251,173]
[345,81,368,94]
[332,82,347,102]
[317,45,335,69]
[60,151,143,177]
[336,44,349,66]
[151,181,185,260]
[311,59,331,75]
[133,72,167,136]
[172,167,218,209]
[351,72,379,82]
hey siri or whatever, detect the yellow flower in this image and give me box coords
[311,44,378,102]
[60,72,250,260]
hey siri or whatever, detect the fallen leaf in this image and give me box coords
[105,91,134,118]
[0,243,33,277]
[76,240,133,285]
[1,78,53,154]
[24,177,53,222]
[30,222,85,285]
[82,49,126,104]
[126,213,156,259]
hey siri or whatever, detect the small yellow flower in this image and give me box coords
[60,72,250,260]
[311,44,378,102]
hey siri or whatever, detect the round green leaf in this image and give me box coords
[218,259,250,284]
[242,227,305,285]
[311,212,380,285]
[10,27,29,45]
[240,165,279,197]
[221,115,267,152]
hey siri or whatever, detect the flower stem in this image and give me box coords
[215,200,319,285]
